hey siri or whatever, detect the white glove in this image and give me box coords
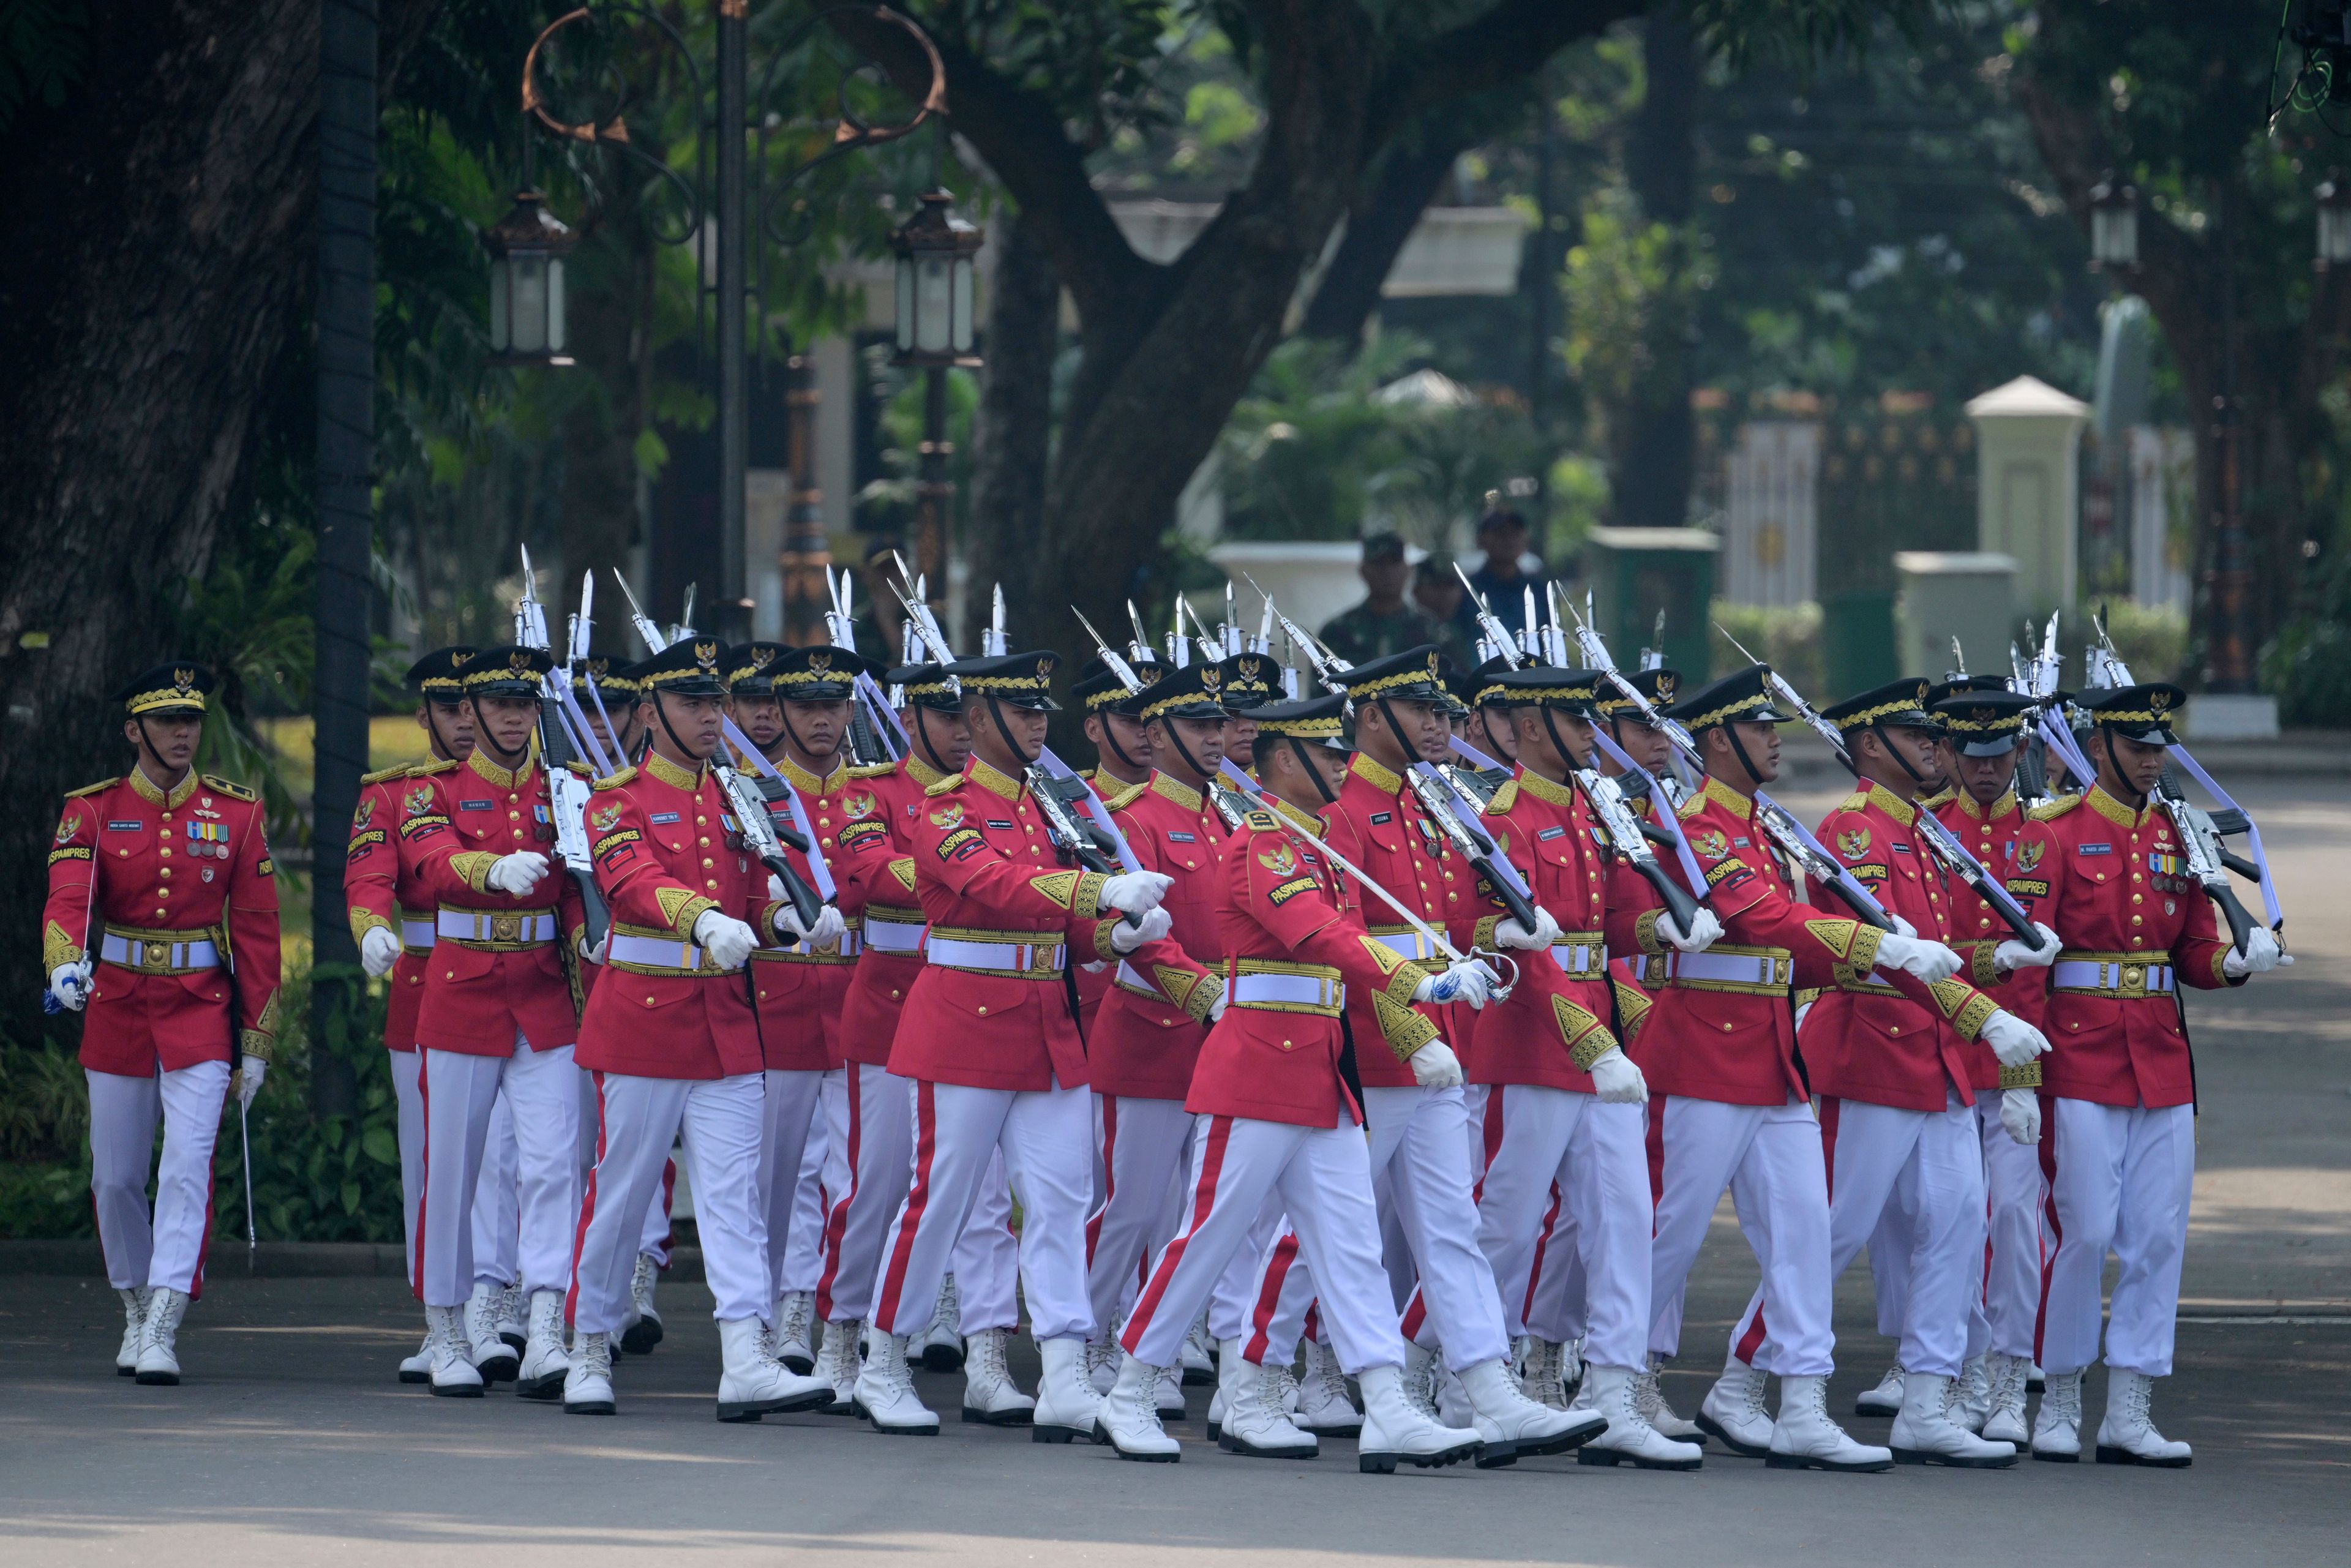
[1409,1041,1463,1089]
[1978,1008,2051,1069]
[1205,988,1229,1024]
[2000,1087,2041,1146]
[1109,905,1174,953]
[486,850,550,896]
[48,959,92,1012]
[1875,931,1964,983]
[359,925,402,978]
[579,929,610,966]
[1098,871,1174,917]
[1587,1047,1648,1104]
[1657,907,1723,954]
[1994,922,2061,972]
[1414,956,1502,1010]
[1495,907,1561,951]
[2224,925,2286,977]
[234,1058,267,1112]
[692,909,759,969]
[1890,913,1918,939]
[774,899,846,947]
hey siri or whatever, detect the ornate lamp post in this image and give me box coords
[888,189,984,624]
[2087,173,2139,272]
[2317,170,2351,270]
[482,191,578,367]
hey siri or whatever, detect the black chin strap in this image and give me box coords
[775,703,836,777]
[132,718,183,787]
[1157,719,1215,789]
[983,696,1040,771]
[1872,722,1930,789]
[1722,722,1766,786]
[424,703,460,761]
[1098,710,1146,775]
[651,691,707,764]
[913,707,953,776]
[1479,709,1513,760]
[1287,737,1339,805]
[1373,697,1426,774]
[1537,705,1584,781]
[2094,724,2148,808]
[466,695,530,771]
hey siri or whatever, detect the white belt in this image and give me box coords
[99,933,219,972]
[1371,929,1442,962]
[1548,940,1609,977]
[863,915,927,955]
[436,910,557,944]
[2053,959,2174,995]
[1666,950,1792,988]
[606,932,735,973]
[926,935,1067,975]
[763,928,862,960]
[400,918,438,951]
[1229,973,1341,1010]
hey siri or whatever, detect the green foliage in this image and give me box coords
[2095,598,2188,686]
[0,0,86,133]
[1562,189,1714,454]
[1711,598,1824,691]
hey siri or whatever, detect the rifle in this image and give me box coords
[1406,759,1543,934]
[1715,620,2047,951]
[1239,576,1302,696]
[516,550,612,951]
[825,566,903,764]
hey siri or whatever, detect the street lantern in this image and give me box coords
[2318,171,2351,270]
[483,191,577,367]
[2087,173,2138,272]
[890,190,984,367]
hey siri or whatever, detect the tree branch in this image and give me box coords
[1299,123,1475,343]
[1371,0,1645,136]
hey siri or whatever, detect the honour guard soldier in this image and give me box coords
[47,662,281,1384]
[398,646,587,1397]
[347,647,476,1380]
[853,650,1174,1440]
[1082,662,1235,1405]
[1710,678,2052,1468]
[1100,696,1487,1470]
[1072,655,1163,1040]
[1465,656,1522,773]
[562,639,837,1420]
[1215,647,1277,760]
[1639,664,1960,1472]
[2009,685,2284,1466]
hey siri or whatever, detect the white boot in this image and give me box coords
[1208,1337,1250,1441]
[516,1289,571,1401]
[494,1281,528,1351]
[1697,1354,1774,1456]
[1270,1359,1302,1416]
[115,1287,151,1376]
[909,1272,965,1371]
[1294,1337,1363,1436]
[961,1326,1037,1427]
[1631,1356,1702,1444]
[1180,1311,1217,1385]
[816,1318,864,1415]
[424,1303,484,1398]
[2095,1369,2192,1467]
[1576,1364,1704,1471]
[1981,1351,2031,1445]
[1952,1354,1993,1433]
[716,1315,833,1423]
[1085,1331,1122,1395]
[1515,1335,1567,1409]
[464,1280,517,1384]
[1765,1375,1891,1472]
[1218,1356,1318,1458]
[1460,1356,1607,1467]
[1356,1362,1483,1473]
[1096,1356,1182,1461]
[1402,1340,1442,1419]
[770,1289,816,1375]
[2028,1361,2047,1392]
[2030,1369,2083,1462]
[1854,1362,1905,1416]
[563,1330,615,1414]
[618,1251,662,1356]
[132,1286,189,1386]
[398,1322,432,1385]
[853,1330,939,1435]
[1154,1359,1189,1418]
[1560,1336,1586,1403]
[1031,1335,1103,1444]
[1889,1371,2019,1467]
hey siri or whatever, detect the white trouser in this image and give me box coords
[869,1078,1095,1341]
[1865,1178,1916,1340]
[2040,1098,2195,1379]
[469,1087,519,1288]
[1975,1096,2049,1360]
[1123,1114,1404,1376]
[1518,1180,1585,1345]
[1727,1094,1984,1380]
[1360,1084,1509,1372]
[1207,1197,1286,1346]
[958,1149,1022,1332]
[1086,1093,1196,1335]
[571,1071,770,1332]
[416,1039,579,1307]
[790,1067,849,1296]
[1462,1082,1491,1180]
[757,1067,826,1300]
[1427,1084,1651,1370]
[88,1060,228,1297]
[1243,1219,1323,1366]
[1646,1095,1834,1377]
[391,1050,426,1290]
[637,1154,677,1266]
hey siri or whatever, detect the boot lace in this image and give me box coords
[576,1333,613,1381]
[930,1273,961,1335]
[969,1327,1007,1387]
[1312,1344,1352,1406]
[778,1293,813,1351]
[630,1251,658,1308]
[1739,1363,1771,1422]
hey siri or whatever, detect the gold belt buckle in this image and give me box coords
[2120,963,2143,994]
[144,940,170,970]
[491,912,521,943]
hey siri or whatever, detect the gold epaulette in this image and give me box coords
[2028,793,2082,822]
[1485,776,1520,814]
[592,765,639,792]
[1833,790,1869,814]
[408,757,460,776]
[359,763,413,787]
[64,777,119,799]
[562,759,596,776]
[849,762,897,779]
[200,775,258,801]
[923,771,967,797]
[1101,778,1150,810]
[1675,792,1706,820]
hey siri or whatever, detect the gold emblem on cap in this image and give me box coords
[749,645,775,669]
[1238,655,1262,681]
[173,667,195,693]
[450,650,472,668]
[1200,664,1222,691]
[695,640,718,670]
[1035,656,1052,681]
[2149,689,2172,713]
[510,650,531,672]
[1656,672,1677,700]
[809,650,832,672]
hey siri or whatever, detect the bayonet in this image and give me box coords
[1074,608,1146,694]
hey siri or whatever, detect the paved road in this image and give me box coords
[3,779,2347,1567]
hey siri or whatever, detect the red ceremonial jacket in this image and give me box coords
[1089,773,1231,1101]
[2005,784,2237,1109]
[45,768,281,1076]
[344,761,449,1052]
[1187,795,1438,1128]
[836,754,954,1067]
[885,757,1116,1093]
[1318,753,1458,1089]
[1933,785,2045,1087]
[745,753,899,1073]
[1073,771,1153,1037]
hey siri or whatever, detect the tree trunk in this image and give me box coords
[967,210,1060,628]
[1299,127,1474,347]
[1611,3,1698,528]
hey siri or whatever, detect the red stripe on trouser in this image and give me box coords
[872,1079,938,1334]
[2033,1091,2061,1365]
[1399,1288,1427,1341]
[1085,1097,1118,1267]
[563,1072,610,1329]
[190,1142,217,1304]
[412,1052,433,1302]
[1244,1229,1300,1364]
[1120,1115,1232,1355]
[814,1061,865,1319]
[1736,1097,1840,1366]
[1645,1091,1668,1218]
[1521,1180,1566,1324]
[1302,1299,1321,1346]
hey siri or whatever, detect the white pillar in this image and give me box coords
[1963,376,2087,622]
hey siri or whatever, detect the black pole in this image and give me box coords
[714,0,751,641]
[312,0,377,1119]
